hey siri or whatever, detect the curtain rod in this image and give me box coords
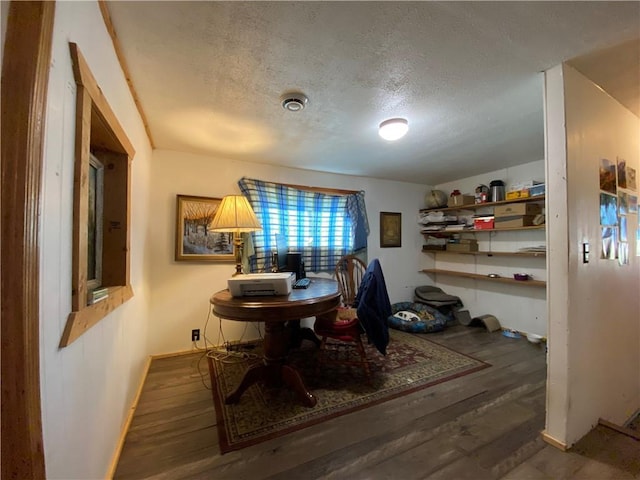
[281,182,360,196]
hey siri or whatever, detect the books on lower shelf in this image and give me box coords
[518,245,547,253]
[444,224,466,231]
[420,223,471,233]
[89,287,109,305]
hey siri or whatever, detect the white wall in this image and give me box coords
[543,64,571,445]
[546,64,640,447]
[39,2,153,478]
[149,150,431,354]
[432,161,547,336]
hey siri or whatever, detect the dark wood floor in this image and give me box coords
[114,325,640,479]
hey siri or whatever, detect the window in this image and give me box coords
[87,153,104,291]
[60,43,135,347]
[239,177,368,272]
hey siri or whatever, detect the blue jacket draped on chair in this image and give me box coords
[354,259,391,355]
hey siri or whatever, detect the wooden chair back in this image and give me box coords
[335,255,367,307]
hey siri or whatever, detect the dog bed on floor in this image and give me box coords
[387,301,448,333]
[414,286,463,324]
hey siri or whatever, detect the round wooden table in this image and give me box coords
[211,277,340,407]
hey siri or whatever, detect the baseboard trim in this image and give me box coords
[150,347,206,359]
[599,418,640,441]
[105,355,152,479]
[623,408,640,430]
[541,430,568,451]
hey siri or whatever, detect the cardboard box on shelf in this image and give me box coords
[447,244,479,252]
[447,195,475,207]
[506,190,530,200]
[473,216,494,230]
[494,215,536,228]
[494,203,542,217]
[423,245,447,251]
[447,240,479,252]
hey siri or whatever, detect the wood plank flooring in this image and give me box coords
[114,326,639,479]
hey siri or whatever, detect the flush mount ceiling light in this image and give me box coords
[281,92,308,112]
[379,117,409,141]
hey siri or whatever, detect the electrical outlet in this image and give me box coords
[191,329,200,342]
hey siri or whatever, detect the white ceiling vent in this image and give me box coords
[281,93,308,112]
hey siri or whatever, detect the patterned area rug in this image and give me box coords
[208,329,489,454]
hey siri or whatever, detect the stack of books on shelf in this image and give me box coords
[89,287,109,305]
[444,224,466,232]
[422,235,448,251]
[418,211,459,232]
[517,245,547,253]
[419,210,476,233]
[418,211,458,224]
[421,224,447,233]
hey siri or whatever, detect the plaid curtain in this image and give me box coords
[238,177,367,272]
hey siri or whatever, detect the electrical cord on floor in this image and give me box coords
[196,349,211,391]
[206,346,258,364]
[196,303,261,390]
[205,304,259,362]
[185,304,212,390]
[252,322,264,342]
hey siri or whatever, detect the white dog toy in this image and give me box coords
[394,310,422,322]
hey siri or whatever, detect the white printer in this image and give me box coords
[227,272,295,297]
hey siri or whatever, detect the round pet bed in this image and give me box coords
[387,301,448,333]
[413,286,463,324]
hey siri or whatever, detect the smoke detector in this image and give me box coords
[281,93,308,112]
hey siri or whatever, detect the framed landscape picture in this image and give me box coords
[380,211,402,248]
[175,195,234,261]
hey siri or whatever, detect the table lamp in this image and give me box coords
[210,195,262,275]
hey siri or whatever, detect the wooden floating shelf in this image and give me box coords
[421,268,547,287]
[422,248,546,258]
[422,225,545,235]
[420,195,545,214]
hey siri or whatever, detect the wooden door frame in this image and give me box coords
[1,1,54,478]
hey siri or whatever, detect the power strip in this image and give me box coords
[225,340,259,352]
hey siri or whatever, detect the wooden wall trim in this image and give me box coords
[69,42,136,158]
[98,0,155,148]
[62,42,136,347]
[105,355,152,479]
[150,348,207,360]
[71,86,92,312]
[60,285,134,348]
[598,418,640,441]
[540,430,569,451]
[1,2,55,479]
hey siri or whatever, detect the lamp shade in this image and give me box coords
[378,118,409,141]
[210,195,262,233]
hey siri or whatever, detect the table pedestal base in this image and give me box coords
[224,362,316,407]
[224,321,317,407]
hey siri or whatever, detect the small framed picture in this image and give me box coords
[175,195,235,262]
[380,211,402,248]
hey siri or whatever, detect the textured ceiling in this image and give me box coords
[106,1,640,185]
